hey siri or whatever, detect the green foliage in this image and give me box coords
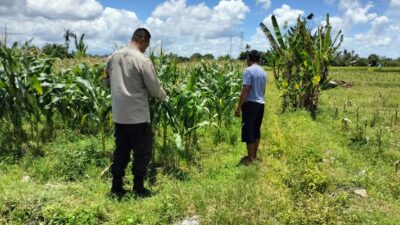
[149,53,242,170]
[368,53,380,67]
[42,44,68,59]
[43,204,105,225]
[0,67,399,225]
[217,54,231,61]
[332,51,400,67]
[190,52,203,60]
[0,42,56,157]
[0,42,112,160]
[237,50,273,66]
[63,29,76,54]
[73,33,88,58]
[286,149,329,195]
[260,14,343,119]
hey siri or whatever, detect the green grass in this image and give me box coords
[1,67,399,224]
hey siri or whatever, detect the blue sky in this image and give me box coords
[1,0,399,58]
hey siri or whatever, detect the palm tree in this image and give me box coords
[63,29,76,53]
[245,44,251,52]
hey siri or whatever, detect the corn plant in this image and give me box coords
[149,53,183,169]
[0,42,56,154]
[193,61,242,141]
[51,64,112,150]
[196,62,242,126]
[150,53,213,164]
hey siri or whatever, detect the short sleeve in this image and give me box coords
[243,69,251,86]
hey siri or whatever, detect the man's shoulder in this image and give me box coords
[246,64,264,72]
[110,47,149,63]
[254,65,267,74]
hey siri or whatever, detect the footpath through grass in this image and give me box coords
[0,68,399,224]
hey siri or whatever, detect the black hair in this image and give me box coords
[131,28,151,42]
[247,50,260,62]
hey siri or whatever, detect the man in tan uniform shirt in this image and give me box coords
[104,28,166,198]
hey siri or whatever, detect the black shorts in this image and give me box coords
[241,101,264,143]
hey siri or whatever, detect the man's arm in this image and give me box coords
[141,60,167,101]
[235,85,250,117]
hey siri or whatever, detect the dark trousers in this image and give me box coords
[241,101,264,143]
[111,123,153,179]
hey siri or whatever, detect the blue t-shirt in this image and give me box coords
[243,64,267,104]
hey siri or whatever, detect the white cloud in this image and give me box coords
[371,16,390,34]
[342,33,392,58]
[0,0,25,16]
[1,0,398,58]
[340,16,396,57]
[252,4,303,53]
[262,4,304,28]
[145,0,250,56]
[0,0,250,57]
[256,0,271,10]
[320,16,345,33]
[0,4,141,54]
[348,33,391,47]
[248,27,271,52]
[338,0,377,29]
[390,0,400,6]
[152,0,187,19]
[26,0,103,20]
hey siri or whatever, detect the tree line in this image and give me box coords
[7,28,398,67]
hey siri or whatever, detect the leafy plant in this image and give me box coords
[260,14,343,118]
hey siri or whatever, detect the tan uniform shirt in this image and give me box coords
[105,46,166,124]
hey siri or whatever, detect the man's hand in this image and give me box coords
[235,108,241,117]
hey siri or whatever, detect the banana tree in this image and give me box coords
[260,14,343,118]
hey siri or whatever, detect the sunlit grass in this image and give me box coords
[0,66,399,224]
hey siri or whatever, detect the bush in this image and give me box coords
[42,44,68,59]
[286,149,329,194]
[43,204,105,225]
[29,136,111,182]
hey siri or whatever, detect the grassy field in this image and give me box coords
[0,66,399,224]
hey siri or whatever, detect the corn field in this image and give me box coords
[0,42,243,170]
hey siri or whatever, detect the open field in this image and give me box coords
[0,62,400,224]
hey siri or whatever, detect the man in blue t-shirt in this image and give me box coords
[235,50,267,165]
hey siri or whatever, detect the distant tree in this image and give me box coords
[379,57,399,67]
[41,43,68,58]
[331,49,362,66]
[73,33,88,57]
[261,50,274,66]
[190,53,203,60]
[353,58,368,66]
[245,44,251,52]
[203,53,215,60]
[218,54,231,61]
[63,29,76,53]
[368,54,380,66]
[238,51,247,60]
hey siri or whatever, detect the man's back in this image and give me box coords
[107,46,165,124]
[243,64,267,104]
